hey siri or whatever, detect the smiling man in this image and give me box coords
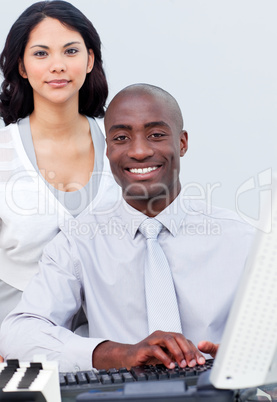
[105,85,187,217]
[0,84,254,372]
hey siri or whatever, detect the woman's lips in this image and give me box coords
[47,79,70,88]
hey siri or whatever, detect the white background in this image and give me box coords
[1,0,276,219]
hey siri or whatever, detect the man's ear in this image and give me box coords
[180,130,188,157]
[105,138,109,158]
[18,59,27,79]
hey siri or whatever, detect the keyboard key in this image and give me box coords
[100,374,112,384]
[85,371,99,384]
[0,367,17,388]
[157,371,169,380]
[76,372,88,385]
[146,372,158,381]
[118,367,128,373]
[111,373,123,384]
[6,360,20,368]
[98,369,108,375]
[108,368,118,375]
[17,367,40,389]
[59,373,66,387]
[122,372,134,382]
[168,369,179,379]
[65,373,77,386]
[184,367,197,377]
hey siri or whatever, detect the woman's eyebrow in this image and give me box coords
[30,41,81,49]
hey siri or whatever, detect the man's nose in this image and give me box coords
[127,137,154,160]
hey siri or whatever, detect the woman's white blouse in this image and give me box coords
[0,120,119,290]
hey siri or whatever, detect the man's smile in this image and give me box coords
[128,166,159,175]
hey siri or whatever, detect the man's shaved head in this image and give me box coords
[105,83,184,133]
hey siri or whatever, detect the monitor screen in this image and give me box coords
[210,173,277,389]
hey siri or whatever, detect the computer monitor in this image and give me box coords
[210,173,277,389]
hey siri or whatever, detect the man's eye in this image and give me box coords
[115,135,128,141]
[150,133,164,138]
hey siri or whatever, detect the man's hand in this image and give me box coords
[198,341,219,358]
[93,331,206,370]
[0,356,3,363]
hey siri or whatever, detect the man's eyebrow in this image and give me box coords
[30,41,81,49]
[144,121,170,129]
[108,124,132,133]
[108,121,170,133]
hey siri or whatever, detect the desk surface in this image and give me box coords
[250,384,277,401]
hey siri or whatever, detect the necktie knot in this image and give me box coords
[139,218,163,240]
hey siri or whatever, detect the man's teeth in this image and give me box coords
[129,166,158,174]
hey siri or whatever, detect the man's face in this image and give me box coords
[105,91,188,214]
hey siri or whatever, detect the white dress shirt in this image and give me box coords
[0,192,254,372]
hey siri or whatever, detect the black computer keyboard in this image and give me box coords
[1,359,236,402]
[60,359,214,400]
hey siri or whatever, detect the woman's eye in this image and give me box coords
[66,48,78,55]
[34,51,48,57]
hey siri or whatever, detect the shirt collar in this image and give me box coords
[117,190,191,239]
[116,199,147,239]
[155,191,188,237]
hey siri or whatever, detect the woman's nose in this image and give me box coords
[49,57,66,73]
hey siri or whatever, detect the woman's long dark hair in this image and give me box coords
[0,0,108,125]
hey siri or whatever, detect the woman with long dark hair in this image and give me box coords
[0,1,118,329]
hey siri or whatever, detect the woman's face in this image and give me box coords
[19,17,94,108]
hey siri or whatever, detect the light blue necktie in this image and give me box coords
[139,218,182,334]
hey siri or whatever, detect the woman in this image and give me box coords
[0,1,118,326]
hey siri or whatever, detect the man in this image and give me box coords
[0,84,253,372]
